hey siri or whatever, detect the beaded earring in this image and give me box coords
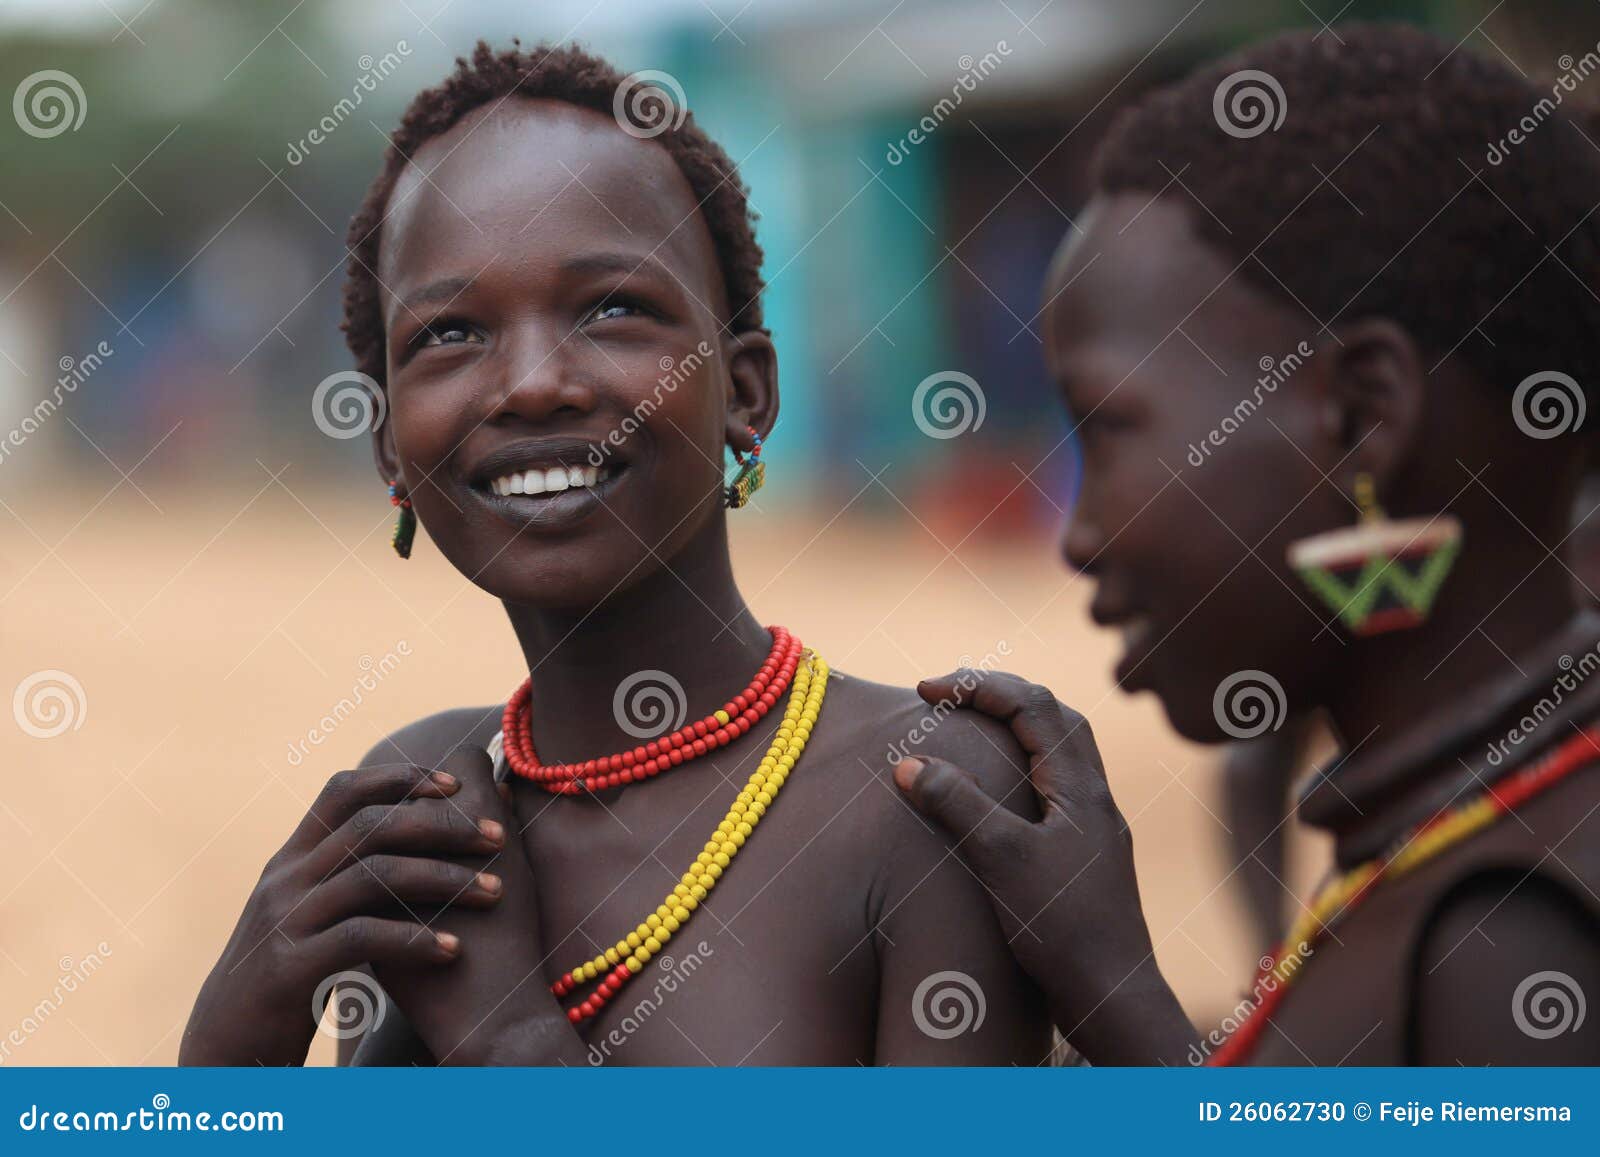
[724,425,765,509]
[1287,472,1461,636]
[388,480,416,559]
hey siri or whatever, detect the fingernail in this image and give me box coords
[476,872,503,896]
[431,771,457,788]
[478,818,505,843]
[435,931,460,954]
[892,757,924,791]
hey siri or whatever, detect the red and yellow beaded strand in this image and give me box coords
[550,648,829,1024]
[1209,725,1600,1065]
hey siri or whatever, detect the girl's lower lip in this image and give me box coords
[475,466,626,531]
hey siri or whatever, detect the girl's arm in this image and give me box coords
[893,670,1200,1066]
[872,709,1052,1064]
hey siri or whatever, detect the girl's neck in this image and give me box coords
[1325,549,1578,749]
[501,514,772,765]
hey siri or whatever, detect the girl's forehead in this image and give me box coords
[377,97,719,288]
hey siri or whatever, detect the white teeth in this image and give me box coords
[487,462,612,496]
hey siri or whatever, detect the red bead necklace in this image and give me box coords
[501,626,801,794]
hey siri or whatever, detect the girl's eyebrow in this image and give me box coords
[395,276,474,315]
[561,252,672,281]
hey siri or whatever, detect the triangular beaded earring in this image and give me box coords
[1287,472,1461,636]
[388,480,416,559]
[724,425,765,509]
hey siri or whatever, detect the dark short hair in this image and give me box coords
[1092,23,1600,405]
[341,40,765,386]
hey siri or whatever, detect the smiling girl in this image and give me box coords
[179,41,1047,1067]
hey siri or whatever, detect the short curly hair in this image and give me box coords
[1092,23,1600,404]
[341,40,765,387]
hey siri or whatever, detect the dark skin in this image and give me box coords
[182,98,1047,1066]
[895,192,1599,1064]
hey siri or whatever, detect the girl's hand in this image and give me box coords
[179,763,507,1066]
[892,669,1199,1065]
[367,745,587,1066]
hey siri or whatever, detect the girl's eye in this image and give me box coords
[585,297,648,324]
[417,322,481,348]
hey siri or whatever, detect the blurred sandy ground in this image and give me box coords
[0,481,1328,1065]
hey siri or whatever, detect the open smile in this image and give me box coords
[466,439,631,531]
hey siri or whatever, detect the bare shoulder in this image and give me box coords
[1413,869,1600,1064]
[814,670,1039,824]
[357,706,505,772]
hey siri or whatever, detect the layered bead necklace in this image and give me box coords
[498,626,829,1024]
[1209,725,1600,1065]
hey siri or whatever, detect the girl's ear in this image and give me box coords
[722,330,778,449]
[1315,317,1426,493]
[371,387,401,489]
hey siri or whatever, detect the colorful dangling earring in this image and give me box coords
[388,480,416,559]
[1287,472,1461,636]
[725,425,765,509]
